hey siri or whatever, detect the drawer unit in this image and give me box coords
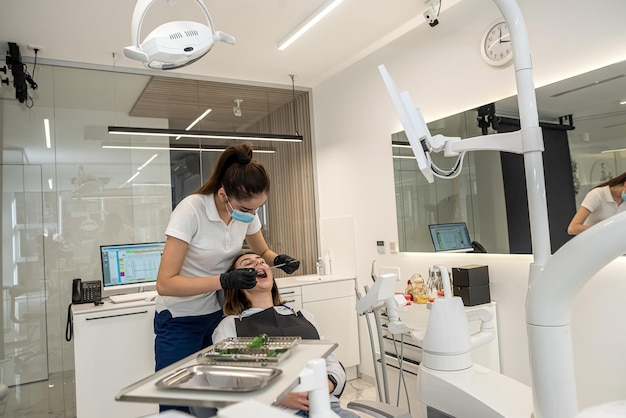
[278,287,303,311]
[302,279,354,302]
[277,277,360,370]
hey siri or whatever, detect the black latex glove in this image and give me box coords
[274,254,300,274]
[219,268,257,290]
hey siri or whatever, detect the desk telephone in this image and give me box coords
[72,278,102,304]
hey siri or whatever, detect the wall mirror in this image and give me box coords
[393,60,626,253]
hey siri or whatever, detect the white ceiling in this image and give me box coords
[0,0,430,88]
[1,0,625,190]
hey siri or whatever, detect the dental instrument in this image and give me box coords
[256,260,300,275]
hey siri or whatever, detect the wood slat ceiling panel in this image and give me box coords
[130,76,307,133]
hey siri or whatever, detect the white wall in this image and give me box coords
[311,0,626,411]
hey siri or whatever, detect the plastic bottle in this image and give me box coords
[316,257,325,275]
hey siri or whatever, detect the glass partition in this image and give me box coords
[0,63,316,416]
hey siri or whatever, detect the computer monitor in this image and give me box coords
[100,242,164,293]
[428,222,474,252]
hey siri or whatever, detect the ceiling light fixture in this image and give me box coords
[44,118,51,148]
[102,144,275,154]
[277,0,344,51]
[119,171,141,189]
[176,108,212,140]
[620,99,626,105]
[601,147,626,154]
[137,153,158,170]
[108,126,303,142]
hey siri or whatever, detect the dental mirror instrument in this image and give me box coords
[256,259,300,275]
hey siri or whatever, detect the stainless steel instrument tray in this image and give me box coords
[197,336,301,366]
[155,365,282,392]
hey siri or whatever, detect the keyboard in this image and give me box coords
[109,290,158,304]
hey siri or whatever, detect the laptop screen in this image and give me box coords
[428,222,473,252]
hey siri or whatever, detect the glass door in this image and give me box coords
[1,164,48,387]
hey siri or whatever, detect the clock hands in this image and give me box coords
[498,26,512,43]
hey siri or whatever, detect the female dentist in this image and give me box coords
[154,143,300,413]
[568,171,626,235]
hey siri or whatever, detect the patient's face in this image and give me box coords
[235,253,273,291]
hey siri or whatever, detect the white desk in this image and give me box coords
[116,340,337,409]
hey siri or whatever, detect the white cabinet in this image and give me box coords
[278,287,303,311]
[72,301,158,418]
[277,276,360,373]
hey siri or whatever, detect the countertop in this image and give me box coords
[275,274,355,289]
[71,274,356,313]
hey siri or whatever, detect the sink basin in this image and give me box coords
[295,276,325,282]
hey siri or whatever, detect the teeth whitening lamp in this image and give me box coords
[376,0,626,416]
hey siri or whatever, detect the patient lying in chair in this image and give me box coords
[212,251,359,418]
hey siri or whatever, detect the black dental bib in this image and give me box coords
[235,306,320,340]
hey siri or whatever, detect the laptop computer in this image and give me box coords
[428,222,474,253]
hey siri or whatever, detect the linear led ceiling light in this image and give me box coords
[176,108,212,140]
[44,118,51,148]
[102,144,275,154]
[108,126,303,142]
[277,0,344,51]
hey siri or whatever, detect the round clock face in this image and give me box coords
[481,19,513,66]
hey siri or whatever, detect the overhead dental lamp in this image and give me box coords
[123,0,236,70]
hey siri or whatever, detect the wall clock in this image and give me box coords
[480,19,513,67]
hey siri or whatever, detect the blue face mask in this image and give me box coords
[226,198,256,223]
[622,192,626,202]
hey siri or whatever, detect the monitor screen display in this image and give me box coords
[428,222,473,252]
[100,242,164,289]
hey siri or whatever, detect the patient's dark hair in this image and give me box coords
[222,250,283,316]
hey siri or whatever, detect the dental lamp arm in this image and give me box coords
[525,212,626,417]
[466,306,495,348]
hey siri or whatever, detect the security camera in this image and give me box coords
[423,7,439,27]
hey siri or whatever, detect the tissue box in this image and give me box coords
[454,284,491,306]
[452,265,489,287]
